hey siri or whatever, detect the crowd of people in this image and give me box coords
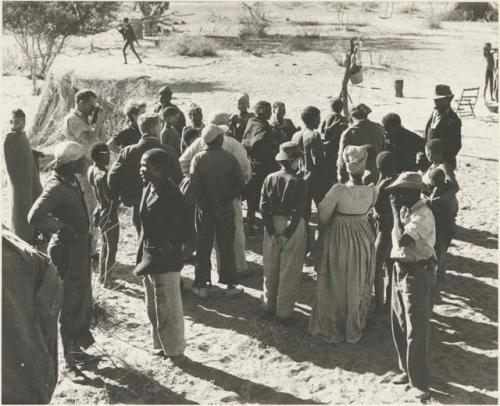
[4,82,462,401]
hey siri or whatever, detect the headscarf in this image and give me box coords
[48,141,85,168]
[343,145,367,175]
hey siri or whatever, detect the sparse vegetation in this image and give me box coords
[426,14,443,29]
[161,35,218,57]
[400,3,419,14]
[290,20,320,26]
[238,2,270,38]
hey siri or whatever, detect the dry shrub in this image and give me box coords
[426,14,443,29]
[238,2,270,38]
[400,3,419,14]
[2,42,27,77]
[164,35,218,57]
[441,8,470,21]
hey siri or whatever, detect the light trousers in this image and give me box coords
[262,216,307,318]
[215,199,247,274]
[144,272,185,356]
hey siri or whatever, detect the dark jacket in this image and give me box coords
[108,135,182,207]
[190,145,245,212]
[425,109,462,170]
[242,117,280,180]
[112,122,142,150]
[135,180,188,275]
[386,127,426,173]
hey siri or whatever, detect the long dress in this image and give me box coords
[309,182,377,344]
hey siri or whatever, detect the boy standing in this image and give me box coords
[161,106,182,157]
[260,142,307,324]
[88,143,119,288]
[4,109,43,243]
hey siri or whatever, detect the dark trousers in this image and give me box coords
[194,206,237,287]
[304,173,331,253]
[123,40,141,62]
[434,215,455,292]
[485,68,494,97]
[375,224,393,309]
[132,204,141,237]
[391,259,435,391]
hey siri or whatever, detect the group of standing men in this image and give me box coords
[4,82,462,399]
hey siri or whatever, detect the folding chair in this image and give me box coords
[455,87,480,118]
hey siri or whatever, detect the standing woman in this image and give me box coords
[309,145,377,344]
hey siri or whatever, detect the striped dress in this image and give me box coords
[309,182,377,344]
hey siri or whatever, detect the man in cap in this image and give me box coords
[242,101,279,233]
[382,113,425,174]
[386,172,436,401]
[135,148,188,361]
[337,103,385,183]
[230,93,254,143]
[189,125,246,298]
[28,141,96,375]
[259,141,307,324]
[62,89,107,261]
[4,108,43,243]
[155,86,186,134]
[180,111,252,277]
[108,113,182,236]
[424,85,462,170]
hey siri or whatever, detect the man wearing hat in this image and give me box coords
[242,101,279,233]
[135,148,188,361]
[337,102,385,183]
[259,141,307,324]
[155,86,186,135]
[424,84,462,170]
[386,171,436,401]
[179,112,252,277]
[108,113,182,237]
[28,141,96,374]
[189,125,246,298]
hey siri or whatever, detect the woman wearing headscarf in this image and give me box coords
[309,145,377,344]
[229,93,254,143]
[28,141,95,374]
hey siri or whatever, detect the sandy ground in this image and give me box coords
[1,2,498,404]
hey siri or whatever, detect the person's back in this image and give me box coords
[161,125,181,157]
[190,147,243,211]
[343,119,385,154]
[261,170,306,217]
[292,128,324,175]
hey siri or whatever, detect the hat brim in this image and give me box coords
[386,180,426,191]
[275,152,301,162]
[434,94,454,100]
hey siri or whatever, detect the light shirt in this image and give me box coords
[179,135,252,183]
[391,200,436,262]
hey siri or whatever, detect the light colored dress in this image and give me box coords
[309,182,377,344]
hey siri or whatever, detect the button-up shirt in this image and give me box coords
[391,200,436,262]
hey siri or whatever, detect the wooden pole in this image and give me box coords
[340,38,356,121]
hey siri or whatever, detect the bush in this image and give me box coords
[2,42,27,77]
[426,15,443,29]
[162,35,218,57]
[238,2,270,38]
[442,8,470,21]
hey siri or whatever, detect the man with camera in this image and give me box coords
[62,89,108,261]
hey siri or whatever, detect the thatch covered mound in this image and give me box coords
[30,71,166,150]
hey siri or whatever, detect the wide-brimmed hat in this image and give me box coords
[434,84,454,100]
[351,103,372,116]
[208,111,230,126]
[343,145,367,175]
[201,124,224,144]
[48,141,85,168]
[275,141,303,162]
[386,171,426,191]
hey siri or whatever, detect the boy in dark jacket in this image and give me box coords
[135,148,188,361]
